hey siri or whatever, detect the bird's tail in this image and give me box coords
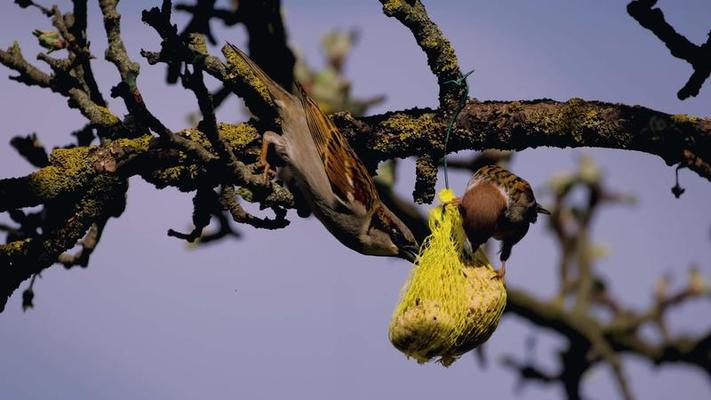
[225,42,292,102]
[536,203,551,215]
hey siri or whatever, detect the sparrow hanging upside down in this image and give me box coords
[226,43,419,262]
[456,165,550,280]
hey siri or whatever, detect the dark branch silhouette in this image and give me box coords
[628,0,711,99]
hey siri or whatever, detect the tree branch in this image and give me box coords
[57,220,107,269]
[628,0,711,99]
[378,0,465,110]
[2,98,709,215]
[336,99,711,183]
[173,0,295,90]
[378,0,467,201]
[0,175,127,312]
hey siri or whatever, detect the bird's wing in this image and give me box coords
[504,181,538,224]
[296,84,377,214]
[474,165,538,224]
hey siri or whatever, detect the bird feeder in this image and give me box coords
[389,189,507,366]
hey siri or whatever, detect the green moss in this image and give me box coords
[178,128,211,150]
[12,120,266,203]
[146,163,203,192]
[671,114,698,124]
[218,123,260,150]
[528,98,628,144]
[97,106,121,126]
[26,147,97,201]
[381,0,404,15]
[50,146,94,170]
[170,124,259,157]
[379,112,437,143]
[188,33,208,55]
[140,132,200,191]
[508,101,523,112]
[140,123,262,191]
[114,135,153,153]
[236,186,254,202]
[555,98,590,142]
[421,36,439,50]
[0,238,31,257]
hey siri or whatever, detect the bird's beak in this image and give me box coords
[399,244,419,263]
[536,203,551,215]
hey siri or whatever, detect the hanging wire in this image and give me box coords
[442,69,474,190]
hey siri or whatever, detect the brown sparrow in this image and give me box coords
[226,43,418,261]
[458,165,550,280]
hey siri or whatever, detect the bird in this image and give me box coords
[457,164,549,280]
[226,43,419,262]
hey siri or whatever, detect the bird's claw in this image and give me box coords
[260,163,276,181]
[491,262,506,283]
[258,136,276,181]
[447,196,462,206]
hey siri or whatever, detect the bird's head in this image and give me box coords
[363,205,419,262]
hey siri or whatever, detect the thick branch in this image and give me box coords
[3,98,709,214]
[337,99,711,182]
[0,124,293,212]
[0,175,127,312]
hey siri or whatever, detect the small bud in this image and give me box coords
[689,267,708,295]
[671,182,685,198]
[188,33,208,55]
[22,288,34,311]
[32,30,67,53]
[654,274,670,301]
[578,154,601,183]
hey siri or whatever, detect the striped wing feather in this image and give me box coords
[296,85,377,214]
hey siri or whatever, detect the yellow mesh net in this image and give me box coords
[389,188,507,366]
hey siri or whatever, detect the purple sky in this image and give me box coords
[1,1,710,399]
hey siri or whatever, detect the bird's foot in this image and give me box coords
[492,262,506,282]
[447,196,462,206]
[260,162,276,181]
[258,142,276,181]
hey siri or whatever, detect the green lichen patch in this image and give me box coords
[551,98,596,143]
[96,106,122,127]
[381,0,406,16]
[222,45,274,107]
[114,135,153,153]
[377,112,438,145]
[218,123,260,151]
[508,101,523,112]
[0,238,31,257]
[26,146,98,201]
[145,163,203,192]
[188,33,208,55]
[671,114,698,124]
